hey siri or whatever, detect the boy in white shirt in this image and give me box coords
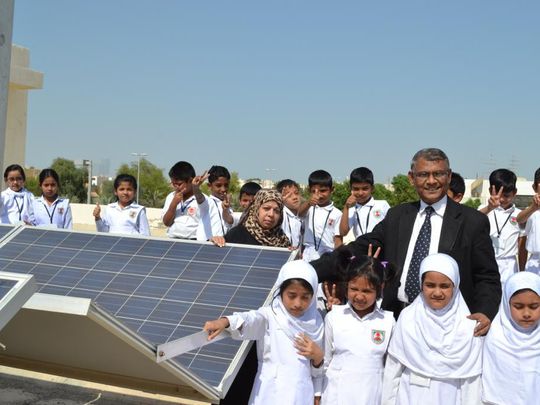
[479,168,526,284]
[276,179,304,250]
[193,165,234,241]
[517,168,540,274]
[300,170,342,262]
[162,161,200,239]
[231,181,261,227]
[94,174,150,236]
[339,167,390,240]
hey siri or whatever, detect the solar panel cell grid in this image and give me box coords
[0,227,292,390]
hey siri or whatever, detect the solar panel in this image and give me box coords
[0,224,15,241]
[0,226,293,391]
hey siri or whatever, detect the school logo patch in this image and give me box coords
[373,210,382,218]
[510,216,518,226]
[129,211,137,218]
[188,206,196,216]
[328,219,334,226]
[371,329,385,345]
[58,208,64,215]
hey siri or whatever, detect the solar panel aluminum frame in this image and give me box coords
[0,271,36,331]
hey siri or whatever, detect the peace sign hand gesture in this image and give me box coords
[487,185,503,211]
[192,171,209,189]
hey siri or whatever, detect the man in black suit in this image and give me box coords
[312,148,501,335]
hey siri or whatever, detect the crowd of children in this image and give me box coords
[2,159,540,404]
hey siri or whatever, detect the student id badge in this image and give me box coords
[491,235,504,254]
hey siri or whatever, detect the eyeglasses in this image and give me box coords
[7,177,24,182]
[413,171,449,180]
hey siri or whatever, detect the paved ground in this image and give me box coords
[0,370,199,405]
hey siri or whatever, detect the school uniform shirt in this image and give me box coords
[525,211,540,274]
[321,303,395,405]
[303,203,342,262]
[226,261,324,405]
[196,195,233,241]
[33,196,73,229]
[161,192,199,239]
[231,211,243,228]
[96,202,150,236]
[348,198,390,238]
[482,272,540,405]
[482,204,524,284]
[281,206,303,249]
[381,254,483,405]
[0,188,35,224]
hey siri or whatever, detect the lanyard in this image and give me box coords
[355,205,373,235]
[286,212,301,248]
[42,200,58,224]
[180,197,195,214]
[312,206,332,251]
[212,198,226,236]
[14,196,24,221]
[494,208,514,238]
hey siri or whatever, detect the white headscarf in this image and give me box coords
[388,253,483,379]
[482,271,540,404]
[271,260,324,346]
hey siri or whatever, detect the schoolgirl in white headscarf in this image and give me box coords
[482,271,540,404]
[203,260,324,405]
[381,253,483,405]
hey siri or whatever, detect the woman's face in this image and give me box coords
[257,200,281,230]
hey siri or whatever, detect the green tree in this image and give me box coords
[51,158,88,203]
[332,181,350,210]
[116,159,170,208]
[463,198,481,209]
[372,183,394,203]
[389,174,417,206]
[98,179,115,204]
[25,175,40,196]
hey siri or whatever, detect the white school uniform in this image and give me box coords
[225,261,324,405]
[0,188,35,224]
[524,211,540,274]
[281,206,303,249]
[96,202,150,236]
[322,303,395,405]
[303,203,342,262]
[348,198,390,238]
[484,204,524,284]
[196,195,233,241]
[33,196,73,229]
[161,192,199,239]
[382,254,483,405]
[482,272,540,405]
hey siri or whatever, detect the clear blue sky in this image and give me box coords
[12,1,540,184]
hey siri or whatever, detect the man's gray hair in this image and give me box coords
[410,148,450,171]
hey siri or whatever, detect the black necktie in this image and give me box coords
[405,206,434,302]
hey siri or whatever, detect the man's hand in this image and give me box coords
[468,312,491,336]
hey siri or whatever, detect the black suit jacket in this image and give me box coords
[312,198,502,320]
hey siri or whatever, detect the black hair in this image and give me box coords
[336,250,396,299]
[278,278,314,297]
[449,172,465,195]
[511,288,538,299]
[534,168,540,186]
[308,170,333,188]
[489,168,517,194]
[208,165,231,183]
[4,164,26,181]
[349,167,374,186]
[239,181,262,197]
[114,173,137,190]
[38,168,60,186]
[275,179,300,193]
[168,161,195,181]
